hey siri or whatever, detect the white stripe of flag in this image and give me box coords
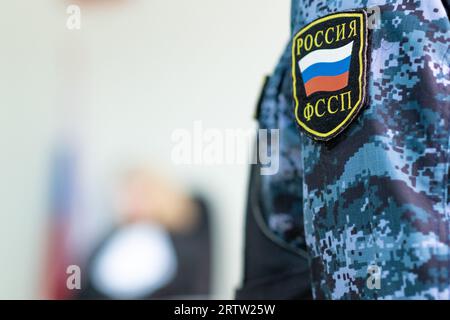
[298,41,354,72]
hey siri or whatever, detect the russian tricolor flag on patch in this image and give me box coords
[299,41,353,97]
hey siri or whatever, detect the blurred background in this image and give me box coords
[0,0,290,299]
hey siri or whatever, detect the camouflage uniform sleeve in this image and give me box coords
[290,0,450,299]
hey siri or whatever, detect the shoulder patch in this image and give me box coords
[292,10,369,141]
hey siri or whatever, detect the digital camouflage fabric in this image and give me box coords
[256,0,450,299]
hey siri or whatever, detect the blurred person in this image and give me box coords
[238,0,450,300]
[77,168,211,299]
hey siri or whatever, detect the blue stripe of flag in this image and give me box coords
[301,56,352,83]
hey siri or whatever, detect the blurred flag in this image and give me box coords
[42,144,79,299]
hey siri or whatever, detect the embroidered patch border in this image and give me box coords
[292,10,369,141]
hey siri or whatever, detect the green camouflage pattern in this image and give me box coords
[257,0,450,299]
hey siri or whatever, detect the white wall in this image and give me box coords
[0,0,290,299]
